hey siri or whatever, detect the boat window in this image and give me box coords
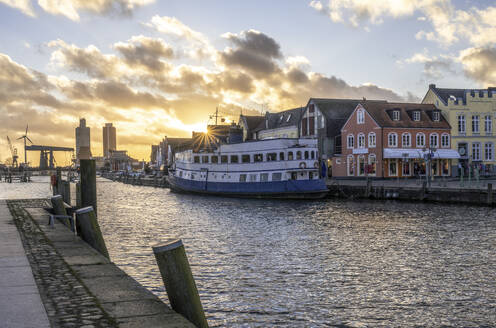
[194,156,200,163]
[304,151,309,159]
[211,155,218,163]
[290,172,297,180]
[254,154,263,162]
[260,173,269,182]
[288,151,294,161]
[191,173,196,180]
[202,156,209,163]
[221,155,228,163]
[311,151,315,159]
[179,171,183,177]
[272,172,282,181]
[279,152,285,161]
[230,155,239,163]
[242,154,250,163]
[309,171,314,180]
[249,174,257,182]
[239,174,247,182]
[296,151,302,160]
[267,153,277,161]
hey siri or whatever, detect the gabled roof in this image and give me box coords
[253,107,304,132]
[427,84,496,105]
[239,115,264,131]
[360,101,451,129]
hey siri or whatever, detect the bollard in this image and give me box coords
[62,180,71,205]
[75,206,109,259]
[80,159,97,215]
[152,239,208,328]
[76,182,82,208]
[488,183,493,205]
[50,195,72,228]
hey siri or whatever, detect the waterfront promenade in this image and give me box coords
[0,199,50,328]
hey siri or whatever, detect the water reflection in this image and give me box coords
[95,180,496,327]
[3,177,495,326]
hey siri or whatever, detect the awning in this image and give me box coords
[432,149,460,159]
[383,148,423,159]
[383,148,460,159]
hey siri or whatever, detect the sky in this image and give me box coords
[1,0,495,166]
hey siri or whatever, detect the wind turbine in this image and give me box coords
[17,124,33,166]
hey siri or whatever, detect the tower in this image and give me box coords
[103,123,116,158]
[76,118,91,160]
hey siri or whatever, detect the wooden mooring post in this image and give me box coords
[62,180,71,206]
[488,183,493,205]
[80,159,97,215]
[75,206,109,259]
[152,239,208,328]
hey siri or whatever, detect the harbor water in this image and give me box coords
[2,176,496,327]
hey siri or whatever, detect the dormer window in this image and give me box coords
[286,114,292,122]
[279,115,284,122]
[433,111,440,122]
[392,110,400,121]
[413,111,420,121]
[357,109,365,124]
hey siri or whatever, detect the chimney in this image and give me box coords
[429,84,436,89]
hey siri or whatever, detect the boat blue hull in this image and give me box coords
[168,175,328,199]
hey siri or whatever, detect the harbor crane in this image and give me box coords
[17,124,32,166]
[6,136,19,168]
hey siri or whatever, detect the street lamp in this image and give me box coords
[423,147,437,188]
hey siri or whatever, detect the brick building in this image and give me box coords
[332,101,459,178]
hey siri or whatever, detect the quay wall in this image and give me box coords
[327,184,496,206]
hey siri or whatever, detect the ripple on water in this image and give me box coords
[5,177,496,327]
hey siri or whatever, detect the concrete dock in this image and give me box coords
[2,198,196,327]
[0,199,50,328]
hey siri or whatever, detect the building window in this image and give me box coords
[358,133,365,148]
[388,133,398,147]
[485,143,493,161]
[433,111,440,121]
[413,111,420,121]
[402,133,411,147]
[212,156,219,163]
[472,115,480,133]
[441,134,450,148]
[392,111,400,121]
[286,114,292,122]
[458,115,466,134]
[230,155,238,163]
[402,160,411,176]
[254,154,263,162]
[296,151,302,160]
[472,143,481,161]
[368,132,376,148]
[267,153,277,161]
[347,155,354,176]
[347,134,354,149]
[389,159,398,176]
[429,133,438,148]
[221,155,228,163]
[288,151,294,160]
[358,155,365,176]
[279,152,285,161]
[416,133,425,147]
[485,115,492,133]
[242,154,250,163]
[193,156,200,163]
[357,109,365,124]
[308,104,314,113]
[368,154,376,176]
[272,172,282,181]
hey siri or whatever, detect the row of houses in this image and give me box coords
[237,85,496,178]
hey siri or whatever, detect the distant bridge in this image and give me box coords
[25,145,74,169]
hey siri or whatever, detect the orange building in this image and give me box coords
[332,101,460,178]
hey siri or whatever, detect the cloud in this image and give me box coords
[459,47,496,86]
[0,0,34,16]
[400,51,456,79]
[114,35,173,72]
[145,15,215,59]
[310,0,496,47]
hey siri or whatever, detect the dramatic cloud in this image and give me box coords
[1,16,416,164]
[459,47,496,86]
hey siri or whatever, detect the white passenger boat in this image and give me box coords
[168,138,328,199]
